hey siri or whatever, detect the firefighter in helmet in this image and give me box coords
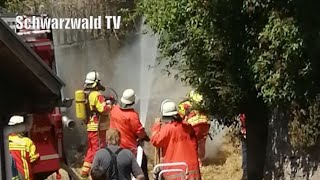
[238,113,247,180]
[80,71,112,177]
[178,90,210,166]
[109,89,150,179]
[151,99,201,180]
[8,115,39,180]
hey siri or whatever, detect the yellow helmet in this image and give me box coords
[187,90,203,104]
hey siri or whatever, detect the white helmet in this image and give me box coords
[8,116,24,126]
[161,99,178,116]
[121,89,136,105]
[85,71,101,84]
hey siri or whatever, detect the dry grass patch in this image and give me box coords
[201,130,243,180]
[60,129,243,180]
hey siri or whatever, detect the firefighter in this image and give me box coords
[80,71,112,177]
[178,90,210,166]
[109,88,150,180]
[238,113,247,180]
[11,154,19,180]
[151,99,201,180]
[8,115,40,180]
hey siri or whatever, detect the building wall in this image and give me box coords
[52,24,191,164]
[264,108,320,180]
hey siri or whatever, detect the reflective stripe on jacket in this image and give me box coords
[151,121,201,179]
[12,176,19,180]
[9,134,39,180]
[86,91,111,131]
[178,100,192,119]
[178,101,209,126]
[186,112,209,126]
[110,105,147,155]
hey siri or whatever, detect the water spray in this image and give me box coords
[134,18,158,180]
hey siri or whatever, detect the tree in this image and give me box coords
[137,0,320,148]
[136,0,320,178]
[0,0,6,7]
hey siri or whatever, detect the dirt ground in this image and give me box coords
[46,131,242,180]
[201,132,242,180]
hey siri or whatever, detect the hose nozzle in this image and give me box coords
[62,116,76,129]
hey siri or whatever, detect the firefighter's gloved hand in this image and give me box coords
[238,130,244,137]
[104,95,114,104]
[106,100,111,105]
[107,95,116,104]
[238,130,246,139]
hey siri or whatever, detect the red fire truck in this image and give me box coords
[1,14,77,180]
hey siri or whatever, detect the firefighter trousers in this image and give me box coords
[192,123,210,160]
[81,130,107,176]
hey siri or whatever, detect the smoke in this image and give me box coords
[204,127,229,160]
[54,16,192,165]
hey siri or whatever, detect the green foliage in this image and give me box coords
[4,0,137,40]
[138,0,320,148]
[4,0,320,148]
[0,0,7,8]
[250,12,310,105]
[5,0,48,13]
[138,0,244,118]
[5,0,26,13]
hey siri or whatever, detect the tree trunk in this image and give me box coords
[245,96,269,180]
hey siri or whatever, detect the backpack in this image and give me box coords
[105,147,123,180]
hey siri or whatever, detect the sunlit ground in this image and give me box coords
[201,132,242,180]
[46,131,242,180]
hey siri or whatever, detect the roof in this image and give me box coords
[0,18,65,114]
